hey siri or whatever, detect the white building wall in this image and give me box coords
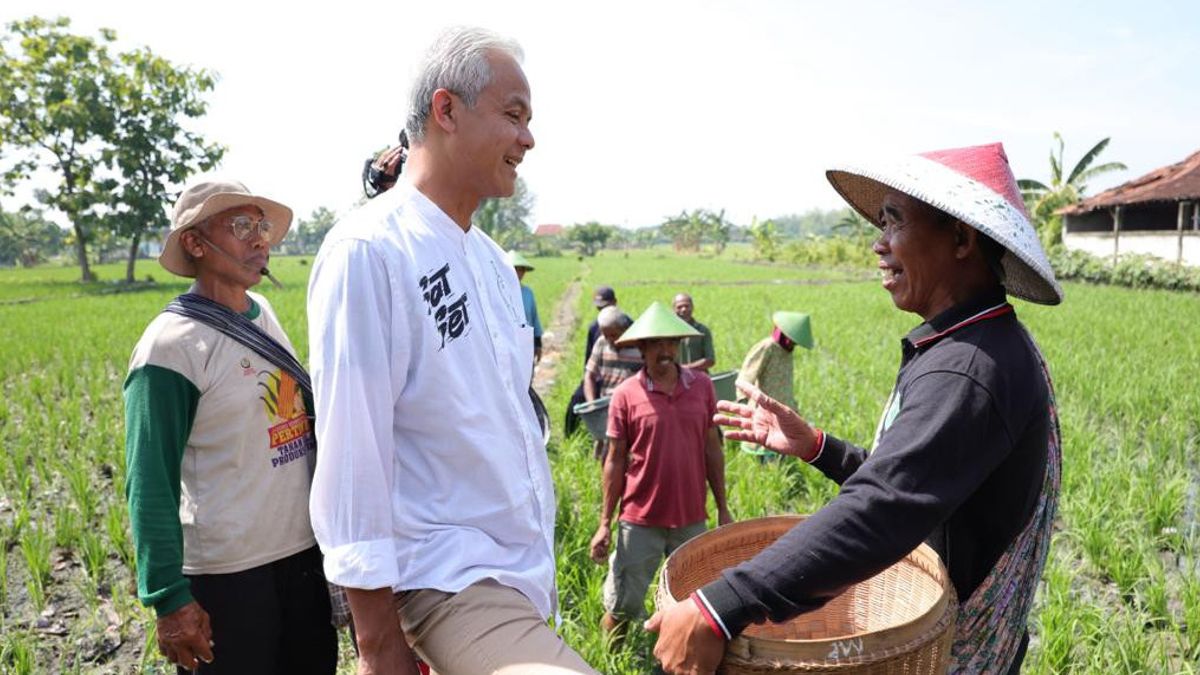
[1063,231,1200,266]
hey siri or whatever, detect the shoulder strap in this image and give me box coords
[162,293,312,400]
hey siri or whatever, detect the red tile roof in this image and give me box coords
[1060,149,1200,215]
[534,224,564,236]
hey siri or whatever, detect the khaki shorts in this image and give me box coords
[396,578,597,675]
[602,520,707,620]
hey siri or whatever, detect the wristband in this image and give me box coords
[807,428,826,462]
[690,592,728,640]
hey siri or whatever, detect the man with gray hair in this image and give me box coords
[583,306,642,461]
[308,27,596,674]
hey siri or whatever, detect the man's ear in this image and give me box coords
[429,89,457,133]
[952,221,977,260]
[182,230,204,258]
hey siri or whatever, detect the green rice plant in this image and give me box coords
[65,456,98,525]
[0,546,8,607]
[1135,553,1170,628]
[1180,573,1200,661]
[53,504,81,551]
[105,505,135,571]
[0,631,37,675]
[19,521,51,612]
[1087,607,1173,673]
[79,529,107,589]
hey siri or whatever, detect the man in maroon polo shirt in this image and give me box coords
[589,302,733,640]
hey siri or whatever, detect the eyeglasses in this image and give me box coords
[223,215,274,241]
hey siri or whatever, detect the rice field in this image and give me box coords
[1,248,1199,673]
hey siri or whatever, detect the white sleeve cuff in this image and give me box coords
[320,538,400,590]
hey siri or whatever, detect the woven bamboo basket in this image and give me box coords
[655,516,957,674]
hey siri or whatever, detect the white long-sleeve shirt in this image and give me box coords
[306,181,557,618]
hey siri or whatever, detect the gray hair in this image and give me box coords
[598,306,632,330]
[405,27,524,143]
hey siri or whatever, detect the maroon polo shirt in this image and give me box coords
[607,366,716,528]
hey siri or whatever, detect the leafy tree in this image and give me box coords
[749,217,780,262]
[285,206,338,255]
[473,177,534,250]
[632,227,658,249]
[660,208,729,252]
[567,221,612,256]
[708,209,731,254]
[0,17,223,282]
[832,209,876,239]
[106,46,224,282]
[0,17,120,281]
[1018,133,1126,248]
[0,207,63,266]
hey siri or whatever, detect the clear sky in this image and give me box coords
[3,0,1198,229]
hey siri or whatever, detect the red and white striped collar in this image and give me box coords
[907,300,1014,350]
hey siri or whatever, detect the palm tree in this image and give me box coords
[832,209,875,239]
[1018,133,1126,248]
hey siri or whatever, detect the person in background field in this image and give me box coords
[124,179,337,673]
[509,250,543,363]
[307,27,597,675]
[582,306,642,460]
[566,284,619,435]
[591,301,733,641]
[673,292,715,373]
[737,311,813,460]
[647,142,1063,675]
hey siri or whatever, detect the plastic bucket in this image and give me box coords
[572,396,610,442]
[711,369,739,401]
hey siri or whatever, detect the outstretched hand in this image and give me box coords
[714,380,820,460]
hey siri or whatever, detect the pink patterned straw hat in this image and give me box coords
[826,143,1063,305]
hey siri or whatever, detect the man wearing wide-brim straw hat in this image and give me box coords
[649,143,1062,675]
[591,302,733,640]
[736,311,813,460]
[124,179,338,672]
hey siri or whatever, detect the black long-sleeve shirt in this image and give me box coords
[700,291,1050,667]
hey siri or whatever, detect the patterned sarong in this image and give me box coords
[948,329,1062,673]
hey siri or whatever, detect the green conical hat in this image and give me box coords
[507,250,535,270]
[773,311,813,349]
[616,301,702,347]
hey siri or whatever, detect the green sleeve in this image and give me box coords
[123,364,200,617]
[703,325,716,363]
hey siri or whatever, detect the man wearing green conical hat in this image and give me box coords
[590,301,733,640]
[737,311,813,460]
[508,250,543,363]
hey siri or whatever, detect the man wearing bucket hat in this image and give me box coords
[307,27,597,675]
[124,179,338,672]
[736,312,813,460]
[649,143,1062,675]
[591,301,733,639]
[509,250,544,363]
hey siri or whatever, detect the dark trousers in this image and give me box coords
[180,545,338,675]
[565,383,587,437]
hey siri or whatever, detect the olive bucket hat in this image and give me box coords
[772,311,813,349]
[615,301,702,347]
[160,179,293,278]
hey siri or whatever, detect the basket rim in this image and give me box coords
[659,515,956,658]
